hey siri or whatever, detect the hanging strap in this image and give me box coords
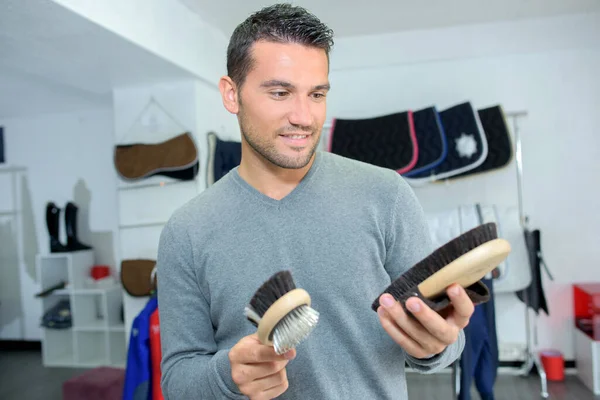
[118,96,190,144]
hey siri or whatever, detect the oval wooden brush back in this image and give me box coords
[257,288,311,345]
[417,238,511,299]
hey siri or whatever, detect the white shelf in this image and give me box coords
[117,175,197,190]
[37,251,126,368]
[0,165,26,173]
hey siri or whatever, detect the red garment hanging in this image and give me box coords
[150,308,164,400]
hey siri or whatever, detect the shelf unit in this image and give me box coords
[37,249,126,368]
[574,327,600,395]
[117,172,201,344]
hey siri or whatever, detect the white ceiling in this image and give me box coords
[0,0,196,119]
[180,0,600,38]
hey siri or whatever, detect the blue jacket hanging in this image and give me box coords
[459,278,499,400]
[123,296,158,400]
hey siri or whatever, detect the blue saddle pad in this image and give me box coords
[402,106,447,177]
[406,102,487,184]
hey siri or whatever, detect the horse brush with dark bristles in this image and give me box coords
[372,222,511,314]
[245,270,319,354]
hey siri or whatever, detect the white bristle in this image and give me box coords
[272,305,319,354]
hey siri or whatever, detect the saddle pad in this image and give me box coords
[206,132,241,186]
[405,102,487,184]
[114,132,199,181]
[425,205,531,294]
[425,208,461,248]
[492,206,532,293]
[402,106,447,177]
[450,105,513,180]
[327,111,418,174]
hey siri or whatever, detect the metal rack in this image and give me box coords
[452,111,552,399]
[322,109,552,398]
[509,111,552,399]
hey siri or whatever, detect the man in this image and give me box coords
[157,4,474,399]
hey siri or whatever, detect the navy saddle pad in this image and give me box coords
[407,102,488,184]
[207,132,241,186]
[328,111,417,174]
[451,105,513,179]
[402,107,447,177]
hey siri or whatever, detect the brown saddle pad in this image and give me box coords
[114,132,199,181]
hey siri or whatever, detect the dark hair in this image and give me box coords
[227,3,334,88]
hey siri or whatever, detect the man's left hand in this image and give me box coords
[376,283,474,359]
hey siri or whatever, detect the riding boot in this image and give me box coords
[64,202,92,251]
[45,202,69,253]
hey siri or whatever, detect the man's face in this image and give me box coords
[235,41,330,169]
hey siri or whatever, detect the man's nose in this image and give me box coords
[288,96,313,128]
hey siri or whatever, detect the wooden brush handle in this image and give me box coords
[417,238,511,299]
[257,288,311,346]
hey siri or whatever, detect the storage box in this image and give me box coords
[573,283,600,340]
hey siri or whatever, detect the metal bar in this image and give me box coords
[506,112,550,399]
[512,115,526,228]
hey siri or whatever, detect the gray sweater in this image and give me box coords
[157,151,465,399]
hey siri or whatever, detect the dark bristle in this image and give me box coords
[248,270,297,317]
[371,222,497,311]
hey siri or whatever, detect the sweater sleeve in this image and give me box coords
[383,174,465,373]
[156,218,248,400]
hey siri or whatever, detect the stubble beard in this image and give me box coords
[238,107,320,170]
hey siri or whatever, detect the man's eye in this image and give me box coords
[271,91,288,98]
[312,92,326,99]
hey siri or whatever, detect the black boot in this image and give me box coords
[64,202,92,251]
[45,202,69,253]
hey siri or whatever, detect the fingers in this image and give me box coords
[257,381,289,400]
[232,360,289,386]
[403,297,459,346]
[445,284,474,329]
[230,334,294,399]
[246,369,289,400]
[230,335,296,364]
[377,301,448,357]
[377,307,436,359]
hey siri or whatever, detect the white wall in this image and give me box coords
[113,78,239,340]
[0,108,118,340]
[325,13,600,360]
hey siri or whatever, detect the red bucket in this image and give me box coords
[540,350,564,381]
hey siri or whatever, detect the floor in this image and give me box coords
[0,350,598,399]
[406,371,599,400]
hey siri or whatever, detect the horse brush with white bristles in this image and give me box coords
[245,270,319,355]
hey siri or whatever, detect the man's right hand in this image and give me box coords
[229,334,296,400]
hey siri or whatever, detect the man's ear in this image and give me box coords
[219,76,240,115]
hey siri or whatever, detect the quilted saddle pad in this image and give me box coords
[405,102,488,184]
[402,106,447,177]
[451,105,513,179]
[206,132,241,186]
[327,111,418,174]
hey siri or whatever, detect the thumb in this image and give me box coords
[283,348,296,360]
